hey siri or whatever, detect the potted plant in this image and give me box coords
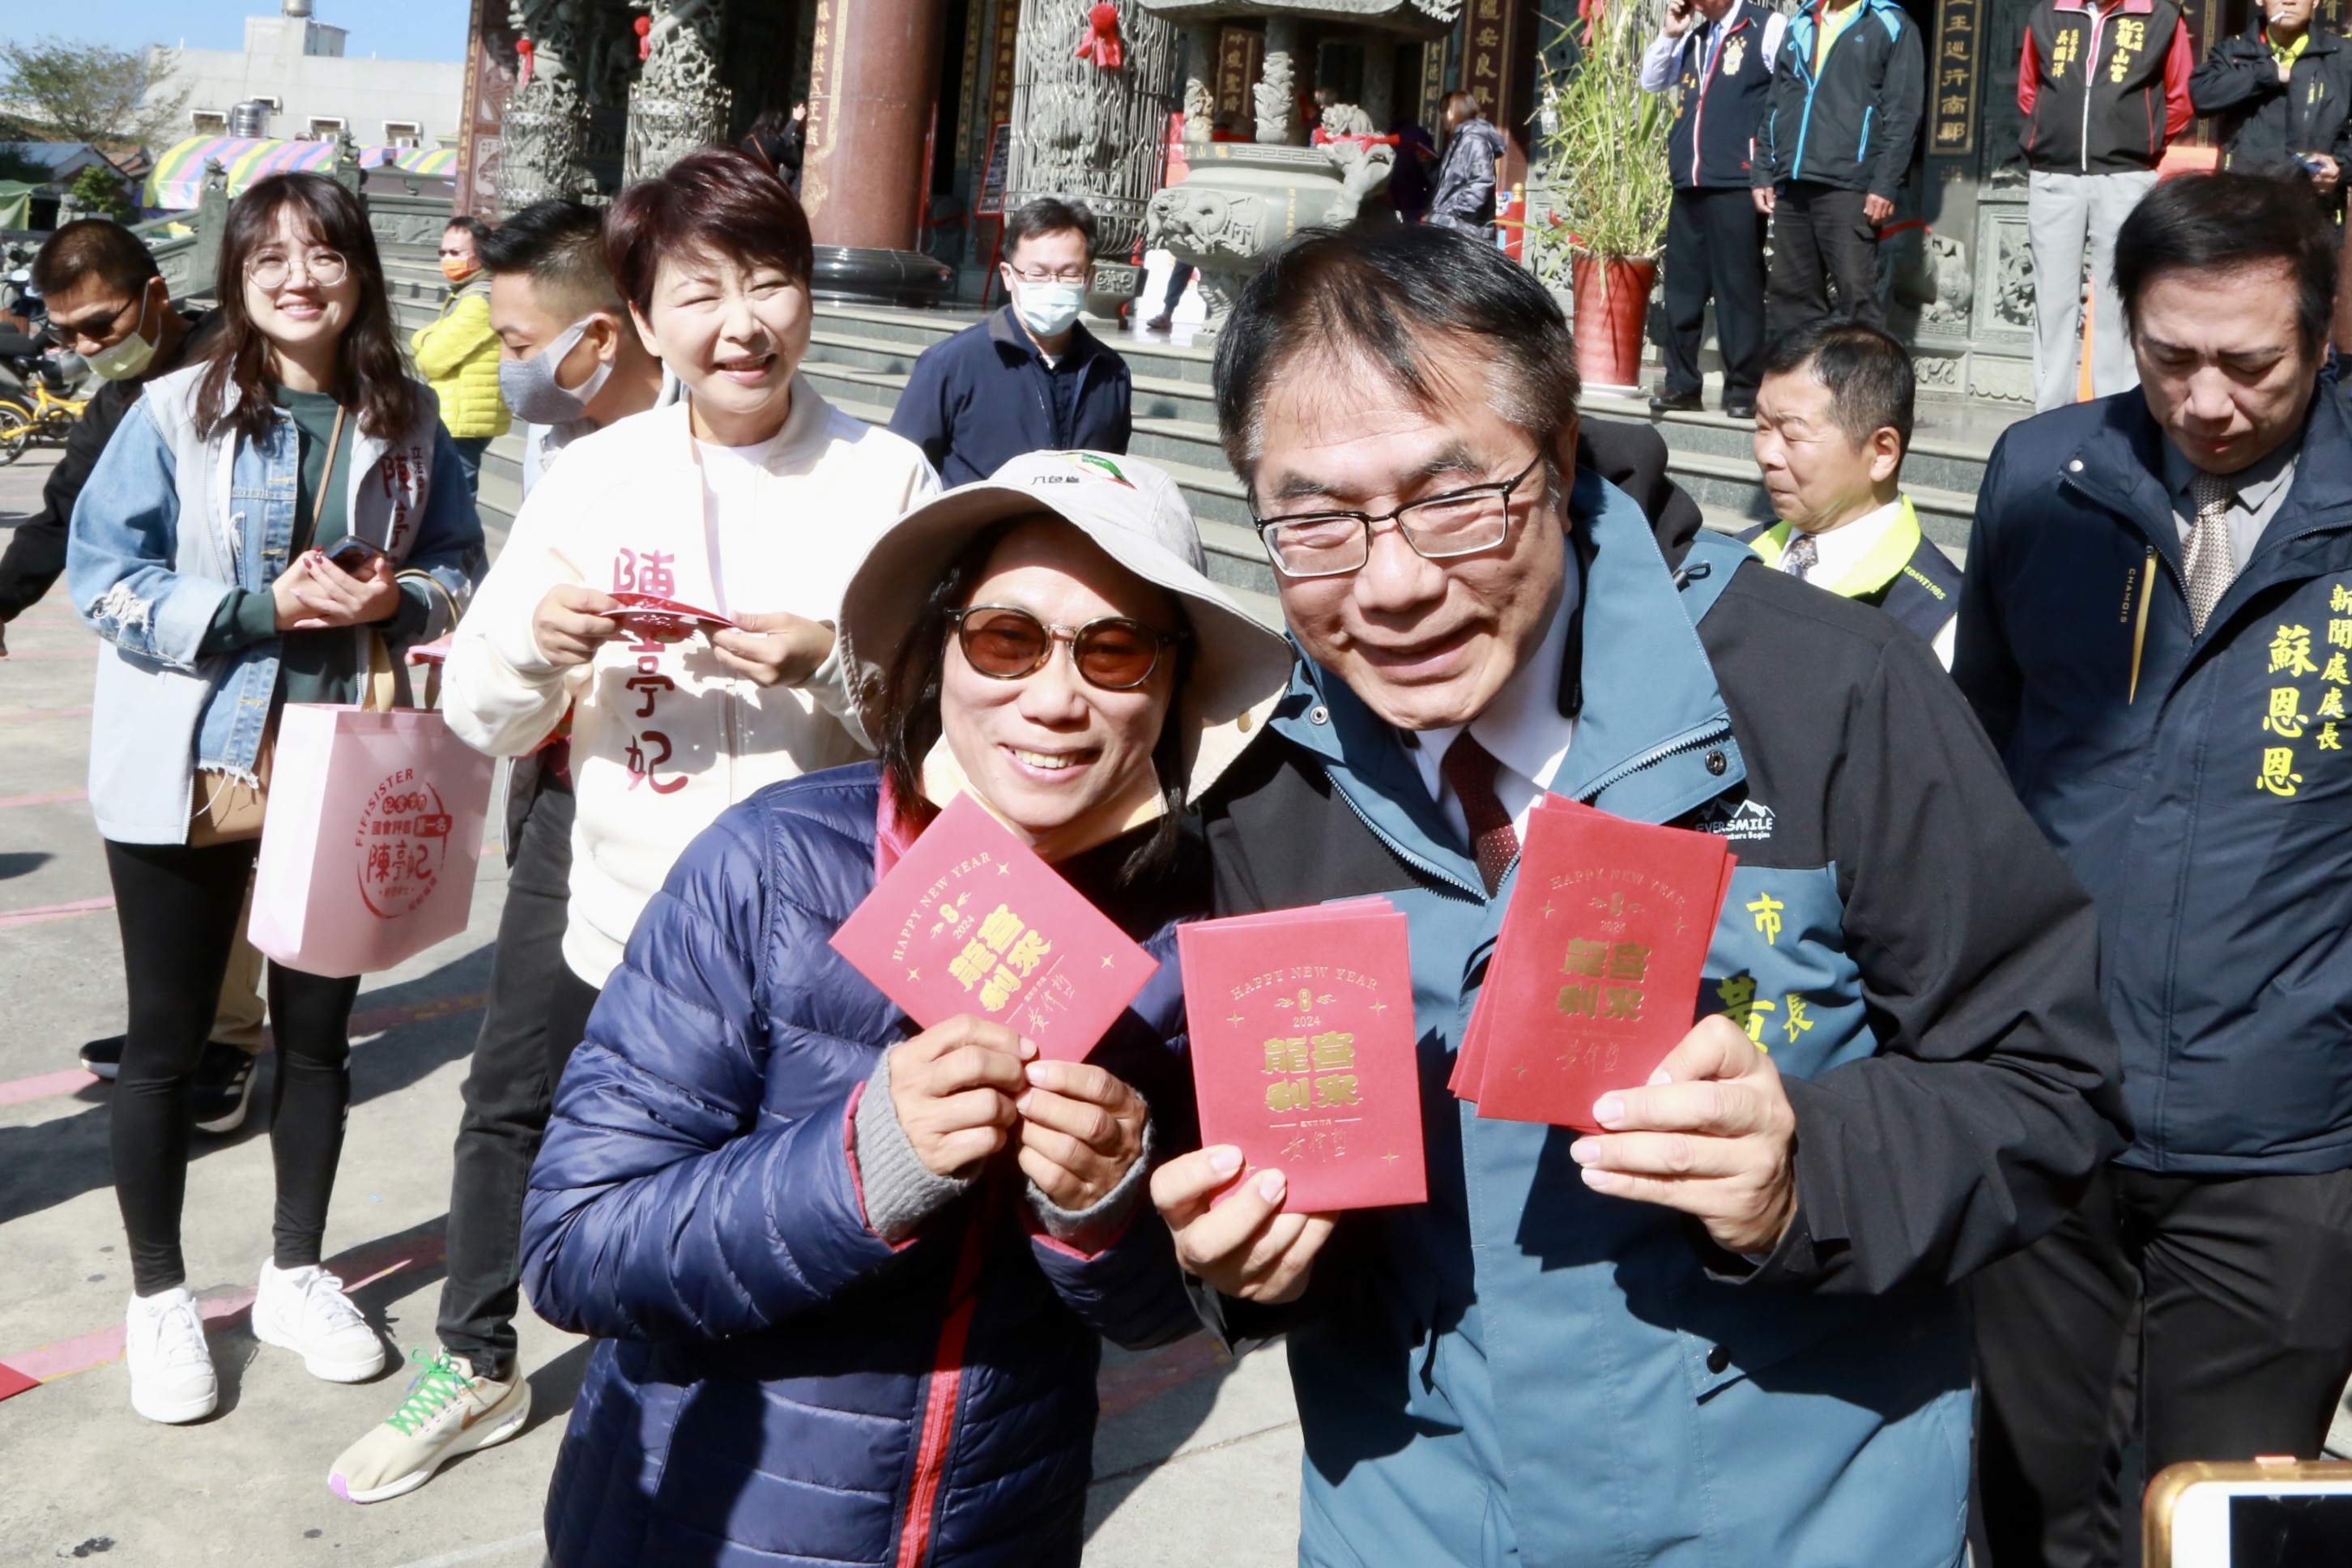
[1527,0,1673,391]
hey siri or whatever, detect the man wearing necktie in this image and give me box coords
[1958,173,2352,1566]
[1146,223,2124,1568]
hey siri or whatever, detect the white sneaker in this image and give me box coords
[125,1288,217,1424]
[251,1261,386,1383]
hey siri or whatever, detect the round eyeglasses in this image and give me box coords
[246,249,351,292]
[948,606,1185,691]
[1251,454,1546,579]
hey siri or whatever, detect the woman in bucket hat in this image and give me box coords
[516,450,1293,1568]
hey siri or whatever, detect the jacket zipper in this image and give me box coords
[893,1189,995,1568]
[2080,5,2105,171]
[1690,12,1734,184]
[2128,544,2156,703]
[1859,104,1873,163]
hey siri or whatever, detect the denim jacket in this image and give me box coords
[66,362,484,844]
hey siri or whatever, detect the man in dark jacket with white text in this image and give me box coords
[1959,173,2352,1567]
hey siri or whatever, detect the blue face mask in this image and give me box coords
[1013,279,1086,339]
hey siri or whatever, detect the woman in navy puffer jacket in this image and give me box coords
[519,450,1294,1568]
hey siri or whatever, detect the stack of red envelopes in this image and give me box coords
[1451,798,1736,1131]
[1179,900,1427,1212]
[829,793,1159,1063]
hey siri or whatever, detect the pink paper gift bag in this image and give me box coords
[249,704,496,978]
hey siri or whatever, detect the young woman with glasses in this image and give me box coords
[65,171,484,1425]
[515,451,1293,1568]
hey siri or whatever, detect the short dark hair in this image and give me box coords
[477,198,623,317]
[1003,197,1097,263]
[1444,89,1487,119]
[31,218,161,301]
[1760,318,1915,454]
[605,145,814,319]
[1213,224,1580,485]
[2114,173,2337,353]
[443,215,492,246]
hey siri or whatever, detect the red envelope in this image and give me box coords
[1179,902,1426,1212]
[1466,798,1735,1130]
[607,590,737,639]
[828,791,1158,1061]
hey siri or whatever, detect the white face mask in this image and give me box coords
[86,290,160,382]
[1012,279,1086,339]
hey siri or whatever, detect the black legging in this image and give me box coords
[104,839,362,1296]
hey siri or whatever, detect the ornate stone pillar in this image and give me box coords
[1008,0,1184,307]
[499,0,599,213]
[1181,22,1217,144]
[1255,15,1298,145]
[799,0,951,249]
[624,0,733,184]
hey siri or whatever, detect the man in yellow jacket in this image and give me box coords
[411,215,509,496]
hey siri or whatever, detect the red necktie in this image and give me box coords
[1442,732,1519,897]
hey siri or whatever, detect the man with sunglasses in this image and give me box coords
[0,220,265,1130]
[1151,224,2126,1566]
[888,197,1132,488]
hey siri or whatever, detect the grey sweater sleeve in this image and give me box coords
[1025,1118,1157,1255]
[851,1050,973,1243]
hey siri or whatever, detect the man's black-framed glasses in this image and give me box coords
[947,605,1185,691]
[1251,454,1546,579]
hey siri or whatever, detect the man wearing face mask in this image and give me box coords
[479,201,671,496]
[0,219,267,1128]
[888,196,1132,487]
[326,197,676,1500]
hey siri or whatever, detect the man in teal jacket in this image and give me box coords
[1154,224,2126,1566]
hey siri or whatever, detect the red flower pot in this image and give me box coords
[1572,256,1657,392]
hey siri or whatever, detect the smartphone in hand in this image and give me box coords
[324,538,390,574]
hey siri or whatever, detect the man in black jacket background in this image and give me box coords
[2191,0,2352,204]
[0,220,260,1131]
[1959,173,2352,1568]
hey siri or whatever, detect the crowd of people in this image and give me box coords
[1,60,2350,1568]
[1643,0,2352,420]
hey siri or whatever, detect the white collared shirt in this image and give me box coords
[1406,577,1579,844]
[1784,498,1958,668]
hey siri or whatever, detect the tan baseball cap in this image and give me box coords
[837,449,1293,791]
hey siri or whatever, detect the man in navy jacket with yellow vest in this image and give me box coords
[2018,0,2194,411]
[1756,0,1924,335]
[1741,320,1963,663]
[1959,173,2352,1567]
[1642,0,1789,418]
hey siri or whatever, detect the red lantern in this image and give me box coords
[516,36,535,89]
[1074,2,1124,70]
[635,15,652,61]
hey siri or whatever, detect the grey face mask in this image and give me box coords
[497,318,613,425]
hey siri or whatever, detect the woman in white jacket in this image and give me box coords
[441,147,939,1084]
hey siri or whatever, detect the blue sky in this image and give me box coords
[61,0,475,62]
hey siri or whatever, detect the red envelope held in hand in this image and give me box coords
[1180,901,1425,1212]
[1457,796,1736,1131]
[606,590,737,641]
[829,792,1158,1062]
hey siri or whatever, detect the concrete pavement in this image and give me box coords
[0,446,1302,1566]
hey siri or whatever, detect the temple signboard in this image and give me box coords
[1932,0,1983,159]
[453,0,520,221]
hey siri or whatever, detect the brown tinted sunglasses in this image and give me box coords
[947,605,1186,691]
